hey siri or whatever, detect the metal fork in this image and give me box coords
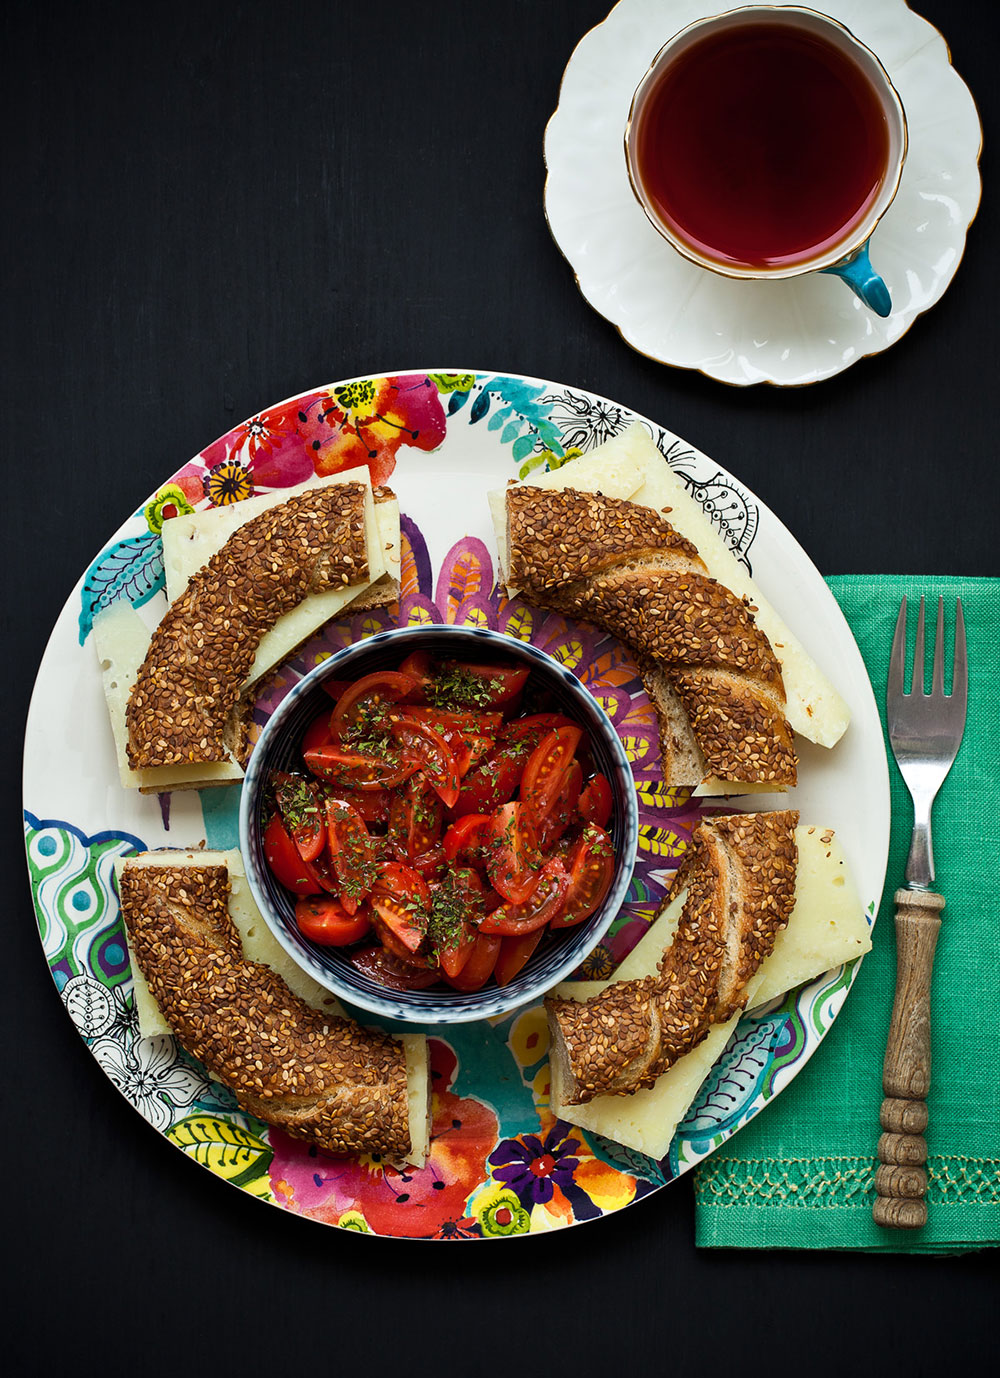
[873,596,968,1229]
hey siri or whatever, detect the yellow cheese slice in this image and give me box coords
[549,824,870,1159]
[116,849,429,1167]
[94,602,245,791]
[488,424,848,750]
[401,1034,431,1169]
[162,470,398,687]
[692,779,781,798]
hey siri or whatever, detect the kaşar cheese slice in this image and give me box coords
[548,825,870,1160]
[115,848,430,1168]
[95,601,246,791]
[488,423,849,755]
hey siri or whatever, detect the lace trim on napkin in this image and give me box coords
[694,1155,1000,1210]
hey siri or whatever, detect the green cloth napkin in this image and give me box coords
[693,575,1000,1253]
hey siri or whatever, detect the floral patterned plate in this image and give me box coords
[23,370,889,1238]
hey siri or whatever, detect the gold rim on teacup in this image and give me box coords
[623,5,908,313]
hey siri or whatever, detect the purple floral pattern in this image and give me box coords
[491,1126,587,1209]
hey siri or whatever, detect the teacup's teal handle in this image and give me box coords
[822,239,892,317]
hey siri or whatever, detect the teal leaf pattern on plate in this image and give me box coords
[78,530,164,644]
[677,1015,786,1149]
[467,375,566,469]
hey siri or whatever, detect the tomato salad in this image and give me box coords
[261,652,616,993]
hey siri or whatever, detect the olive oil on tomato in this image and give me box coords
[633,22,890,269]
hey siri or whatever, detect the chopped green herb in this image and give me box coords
[427,666,502,709]
[427,870,479,954]
[273,774,321,830]
[503,734,534,759]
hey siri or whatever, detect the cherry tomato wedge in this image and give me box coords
[302,847,339,894]
[550,824,614,928]
[351,947,440,991]
[428,864,483,922]
[437,922,478,978]
[520,726,583,825]
[537,758,583,852]
[295,896,372,946]
[388,777,444,862]
[398,650,435,698]
[430,867,484,977]
[486,802,542,904]
[330,671,419,740]
[371,861,431,958]
[325,799,377,910]
[578,773,613,828]
[450,743,529,817]
[450,716,574,818]
[442,932,502,991]
[494,928,546,987]
[391,707,503,736]
[442,813,493,865]
[262,813,321,895]
[374,859,432,905]
[304,743,420,790]
[372,906,427,961]
[389,719,460,808]
[409,844,447,880]
[478,858,570,936]
[272,773,326,863]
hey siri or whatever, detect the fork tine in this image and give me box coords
[932,596,945,697]
[889,596,907,699]
[952,597,968,710]
[913,596,926,696]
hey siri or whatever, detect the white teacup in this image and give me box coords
[625,6,907,316]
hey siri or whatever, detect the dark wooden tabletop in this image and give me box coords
[5,1,996,1374]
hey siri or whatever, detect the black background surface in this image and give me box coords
[4,2,997,1374]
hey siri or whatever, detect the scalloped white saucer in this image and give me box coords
[544,0,982,386]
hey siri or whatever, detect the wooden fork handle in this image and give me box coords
[873,888,944,1229]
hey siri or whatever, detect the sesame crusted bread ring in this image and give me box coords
[126,483,371,772]
[119,859,420,1161]
[545,811,798,1106]
[504,486,797,789]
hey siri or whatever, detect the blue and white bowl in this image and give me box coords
[239,625,639,1025]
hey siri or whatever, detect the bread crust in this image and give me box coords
[546,811,799,1105]
[120,860,414,1159]
[505,486,797,787]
